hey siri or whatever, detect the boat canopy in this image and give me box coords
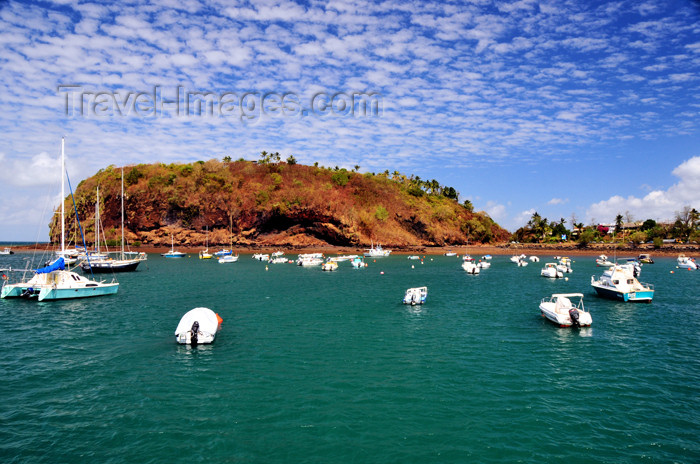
[35,258,65,274]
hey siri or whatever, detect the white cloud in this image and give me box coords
[0,151,61,187]
[484,201,506,221]
[587,156,700,223]
[548,198,568,205]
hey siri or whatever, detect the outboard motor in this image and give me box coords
[568,309,581,328]
[190,321,200,346]
[21,287,34,298]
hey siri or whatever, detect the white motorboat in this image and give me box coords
[482,254,492,260]
[477,259,490,269]
[638,254,654,264]
[252,253,269,261]
[175,307,222,345]
[591,266,654,302]
[539,293,592,328]
[407,255,420,260]
[517,258,528,267]
[218,254,239,263]
[214,249,232,257]
[364,242,391,257]
[444,251,457,256]
[0,247,14,255]
[321,260,338,271]
[677,255,697,270]
[541,262,564,279]
[510,254,526,263]
[557,257,573,274]
[529,256,540,262]
[351,257,366,268]
[462,256,480,274]
[269,256,290,264]
[618,258,642,277]
[596,254,614,267]
[297,256,323,266]
[403,286,427,305]
[329,255,356,262]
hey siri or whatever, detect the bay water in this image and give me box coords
[1,253,699,463]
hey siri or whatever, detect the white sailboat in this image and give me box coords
[162,234,186,258]
[1,137,119,301]
[81,172,145,273]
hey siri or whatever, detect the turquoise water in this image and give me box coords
[1,253,699,463]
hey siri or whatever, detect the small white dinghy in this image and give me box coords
[175,307,222,345]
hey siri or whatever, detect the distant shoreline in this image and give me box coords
[5,242,699,258]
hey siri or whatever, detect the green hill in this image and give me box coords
[49,159,509,248]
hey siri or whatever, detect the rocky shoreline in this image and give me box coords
[7,242,700,258]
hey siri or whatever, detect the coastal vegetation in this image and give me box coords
[512,209,700,249]
[49,154,509,248]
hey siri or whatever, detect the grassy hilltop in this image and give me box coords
[50,157,509,248]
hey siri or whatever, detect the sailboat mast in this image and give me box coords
[95,186,100,254]
[61,137,65,253]
[121,168,125,260]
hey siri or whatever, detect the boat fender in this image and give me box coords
[190,321,199,346]
[216,313,223,324]
[568,309,580,328]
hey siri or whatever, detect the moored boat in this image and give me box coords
[364,242,391,257]
[462,255,480,274]
[162,235,186,258]
[403,286,427,305]
[541,263,563,279]
[321,260,338,271]
[174,307,222,345]
[596,254,614,267]
[539,293,591,328]
[218,254,239,263]
[638,253,654,264]
[1,257,119,301]
[1,138,119,301]
[677,254,697,270]
[591,266,654,302]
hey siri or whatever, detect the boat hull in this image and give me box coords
[591,284,654,302]
[1,282,119,301]
[37,283,119,301]
[81,260,140,273]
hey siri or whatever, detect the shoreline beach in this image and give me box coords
[6,242,699,258]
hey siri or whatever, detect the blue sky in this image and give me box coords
[0,0,698,241]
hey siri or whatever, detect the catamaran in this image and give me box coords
[1,138,119,301]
